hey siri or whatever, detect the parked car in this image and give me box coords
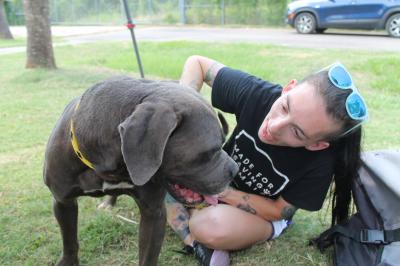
[286,0,400,37]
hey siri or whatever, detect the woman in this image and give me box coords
[166,55,368,266]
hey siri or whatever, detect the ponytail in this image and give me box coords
[330,128,362,225]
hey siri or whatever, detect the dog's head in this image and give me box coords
[118,86,238,206]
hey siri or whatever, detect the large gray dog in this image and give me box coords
[44,76,239,266]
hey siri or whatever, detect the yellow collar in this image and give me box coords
[70,100,95,170]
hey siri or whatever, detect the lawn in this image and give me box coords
[0,37,26,48]
[0,36,63,48]
[0,40,399,266]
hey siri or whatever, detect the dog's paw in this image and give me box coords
[97,195,117,210]
[97,201,113,210]
[57,256,79,266]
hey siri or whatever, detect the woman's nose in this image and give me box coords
[269,118,289,134]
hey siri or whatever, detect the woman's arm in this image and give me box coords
[179,55,225,91]
[218,188,298,221]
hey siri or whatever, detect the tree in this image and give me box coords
[23,0,56,68]
[0,0,13,39]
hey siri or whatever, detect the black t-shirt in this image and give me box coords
[212,67,334,211]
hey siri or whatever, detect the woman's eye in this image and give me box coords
[293,128,301,139]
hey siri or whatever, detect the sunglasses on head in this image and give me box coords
[322,62,369,136]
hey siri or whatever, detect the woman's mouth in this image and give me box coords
[259,119,275,143]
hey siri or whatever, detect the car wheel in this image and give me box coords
[386,13,400,38]
[316,28,326,34]
[294,12,316,34]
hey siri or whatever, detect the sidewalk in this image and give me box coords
[10,26,125,38]
[0,26,127,55]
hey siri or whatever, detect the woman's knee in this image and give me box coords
[189,206,229,247]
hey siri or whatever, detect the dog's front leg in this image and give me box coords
[134,185,167,266]
[53,198,79,266]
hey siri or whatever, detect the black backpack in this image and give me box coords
[312,150,400,266]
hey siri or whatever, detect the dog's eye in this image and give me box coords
[195,148,219,164]
[196,152,212,164]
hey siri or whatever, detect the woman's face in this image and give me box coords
[258,81,342,150]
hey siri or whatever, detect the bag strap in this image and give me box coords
[310,226,400,251]
[323,225,400,245]
[383,228,400,243]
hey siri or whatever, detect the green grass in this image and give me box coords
[0,37,26,48]
[0,36,64,48]
[0,41,399,266]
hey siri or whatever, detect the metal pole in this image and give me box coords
[179,0,186,24]
[121,0,145,78]
[95,0,99,24]
[53,0,59,23]
[71,0,74,23]
[147,0,154,15]
[220,0,225,25]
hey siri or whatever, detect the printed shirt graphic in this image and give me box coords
[231,130,289,197]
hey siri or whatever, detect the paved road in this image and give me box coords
[65,26,400,52]
[2,26,399,55]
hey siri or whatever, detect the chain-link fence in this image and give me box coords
[5,0,289,26]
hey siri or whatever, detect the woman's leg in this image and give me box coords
[189,204,273,250]
[165,193,230,266]
[165,193,194,246]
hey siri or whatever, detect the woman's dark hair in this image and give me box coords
[300,71,363,225]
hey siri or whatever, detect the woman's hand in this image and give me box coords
[217,187,235,203]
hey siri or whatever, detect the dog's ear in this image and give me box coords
[118,102,178,186]
[217,112,229,138]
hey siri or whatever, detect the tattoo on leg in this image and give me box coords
[175,212,191,241]
[165,193,191,241]
[281,205,298,220]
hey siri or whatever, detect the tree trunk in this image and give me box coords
[0,0,13,39]
[23,0,56,69]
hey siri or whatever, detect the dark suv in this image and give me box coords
[286,0,400,37]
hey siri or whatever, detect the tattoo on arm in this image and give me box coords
[236,194,257,215]
[280,205,298,220]
[237,203,257,215]
[204,62,224,87]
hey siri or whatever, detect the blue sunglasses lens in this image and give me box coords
[330,65,352,88]
[346,93,367,120]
